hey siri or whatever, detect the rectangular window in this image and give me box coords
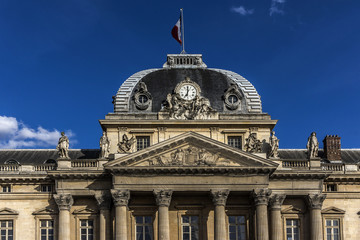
[286,219,300,240]
[135,216,153,240]
[228,136,242,149]
[181,215,199,240]
[136,136,150,151]
[40,220,54,240]
[325,219,340,240]
[326,184,337,192]
[2,185,11,193]
[80,220,94,240]
[41,185,52,193]
[0,220,13,240]
[229,216,246,240]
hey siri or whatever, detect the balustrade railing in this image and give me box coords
[282,160,309,168]
[34,164,57,171]
[321,163,344,172]
[71,160,98,168]
[0,165,19,171]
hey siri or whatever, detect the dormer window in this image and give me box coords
[4,159,19,165]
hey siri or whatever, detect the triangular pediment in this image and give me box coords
[33,207,58,215]
[321,206,345,214]
[0,207,18,215]
[105,132,278,170]
[73,207,98,215]
[282,206,304,214]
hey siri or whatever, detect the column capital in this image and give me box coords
[210,189,230,206]
[252,188,272,206]
[54,193,73,211]
[153,189,173,207]
[111,189,130,207]
[95,191,112,210]
[306,194,326,209]
[269,194,286,210]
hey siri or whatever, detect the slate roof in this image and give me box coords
[278,149,360,164]
[0,149,100,165]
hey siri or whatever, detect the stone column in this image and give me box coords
[211,189,230,240]
[252,189,271,240]
[111,189,130,240]
[95,192,112,240]
[269,194,286,240]
[154,189,173,240]
[54,194,74,240]
[306,194,326,240]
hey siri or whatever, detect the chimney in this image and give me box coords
[323,135,341,162]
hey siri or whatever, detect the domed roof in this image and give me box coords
[113,54,262,115]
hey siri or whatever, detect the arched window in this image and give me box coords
[4,159,20,165]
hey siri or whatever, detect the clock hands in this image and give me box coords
[184,86,189,98]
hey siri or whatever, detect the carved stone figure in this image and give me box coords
[244,132,262,153]
[118,134,136,153]
[56,132,69,159]
[268,131,279,158]
[307,132,319,158]
[170,149,184,165]
[198,149,219,166]
[99,132,110,159]
[195,56,202,65]
[168,56,175,66]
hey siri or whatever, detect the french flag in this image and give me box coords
[171,16,182,45]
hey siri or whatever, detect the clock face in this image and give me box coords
[179,84,197,100]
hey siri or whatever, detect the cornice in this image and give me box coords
[48,170,109,179]
[107,166,275,175]
[270,171,329,180]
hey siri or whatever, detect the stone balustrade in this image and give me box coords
[321,163,344,172]
[71,159,99,168]
[282,160,309,168]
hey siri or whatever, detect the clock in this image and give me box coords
[179,84,197,100]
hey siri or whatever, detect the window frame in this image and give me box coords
[321,207,345,240]
[176,207,203,240]
[135,135,151,151]
[225,208,249,240]
[284,218,301,240]
[73,208,98,240]
[2,185,11,193]
[33,207,58,240]
[0,208,18,240]
[129,206,157,240]
[222,130,246,151]
[281,207,304,240]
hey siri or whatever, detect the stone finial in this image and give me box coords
[307,132,319,159]
[111,189,130,207]
[99,132,110,159]
[269,194,286,210]
[306,194,326,209]
[210,189,230,206]
[153,189,173,207]
[56,132,70,159]
[54,194,73,211]
[268,131,279,158]
[252,189,272,206]
[95,192,112,210]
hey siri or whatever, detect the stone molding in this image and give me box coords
[54,194,74,211]
[210,189,230,206]
[111,189,130,207]
[95,192,112,210]
[269,194,286,210]
[252,188,272,206]
[154,189,173,207]
[306,194,326,209]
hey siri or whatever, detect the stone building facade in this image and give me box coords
[0,54,359,240]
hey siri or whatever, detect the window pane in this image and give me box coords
[182,216,189,223]
[229,216,236,224]
[144,216,152,223]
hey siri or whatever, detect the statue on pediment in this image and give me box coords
[307,132,319,158]
[170,149,185,165]
[245,132,262,153]
[56,132,69,159]
[99,132,110,158]
[268,131,279,158]
[118,134,136,153]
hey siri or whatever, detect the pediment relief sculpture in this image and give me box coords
[134,146,235,167]
[118,134,136,153]
[161,77,218,120]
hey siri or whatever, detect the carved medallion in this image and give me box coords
[223,83,242,110]
[133,81,152,110]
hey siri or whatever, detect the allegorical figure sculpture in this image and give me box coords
[244,132,262,153]
[99,132,110,158]
[118,134,136,153]
[56,132,69,159]
[307,132,319,158]
[268,131,279,158]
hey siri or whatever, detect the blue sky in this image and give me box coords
[0,0,359,149]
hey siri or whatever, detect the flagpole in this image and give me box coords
[180,8,185,54]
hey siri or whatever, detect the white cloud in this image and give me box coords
[231,6,254,16]
[0,115,75,149]
[270,0,286,16]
